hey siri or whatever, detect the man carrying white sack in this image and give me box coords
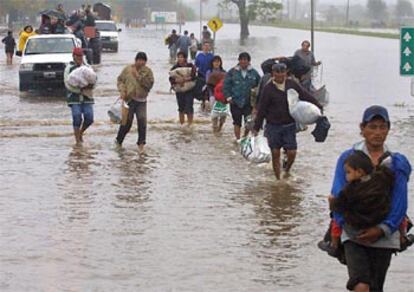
[64,47,97,145]
[252,63,323,180]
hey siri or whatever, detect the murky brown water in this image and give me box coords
[1,23,414,291]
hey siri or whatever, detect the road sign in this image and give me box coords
[400,27,414,75]
[207,17,223,33]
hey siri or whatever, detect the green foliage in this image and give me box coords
[396,0,414,19]
[366,0,387,21]
[248,0,283,22]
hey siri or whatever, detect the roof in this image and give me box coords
[95,20,115,24]
[29,34,77,39]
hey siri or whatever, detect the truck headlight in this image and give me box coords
[20,63,34,71]
[110,36,118,41]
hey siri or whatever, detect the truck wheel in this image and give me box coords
[113,45,118,52]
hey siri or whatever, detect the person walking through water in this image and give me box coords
[17,25,35,56]
[293,40,321,91]
[115,52,154,154]
[328,106,411,292]
[189,33,199,60]
[176,30,191,57]
[223,52,260,141]
[64,48,95,145]
[169,52,197,127]
[252,63,322,180]
[166,29,179,63]
[2,31,16,65]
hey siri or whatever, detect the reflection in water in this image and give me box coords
[62,146,98,222]
[111,148,154,209]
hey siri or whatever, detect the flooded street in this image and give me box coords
[1,22,414,291]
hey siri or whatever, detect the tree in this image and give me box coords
[223,0,282,39]
[395,0,414,19]
[366,0,387,21]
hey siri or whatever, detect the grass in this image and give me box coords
[257,22,399,40]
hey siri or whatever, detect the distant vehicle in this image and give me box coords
[93,3,112,20]
[19,34,82,91]
[95,20,121,52]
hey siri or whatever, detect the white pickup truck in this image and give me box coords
[19,34,82,91]
[95,20,121,52]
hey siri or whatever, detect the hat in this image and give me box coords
[362,105,390,124]
[272,63,287,73]
[72,47,84,56]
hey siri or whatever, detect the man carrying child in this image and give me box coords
[328,106,411,292]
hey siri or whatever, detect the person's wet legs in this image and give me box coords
[136,102,147,153]
[79,104,94,142]
[234,125,241,140]
[271,149,281,180]
[284,150,297,173]
[179,112,185,125]
[70,104,83,145]
[187,113,193,126]
[116,101,135,145]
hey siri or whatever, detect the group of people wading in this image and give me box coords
[61,31,413,291]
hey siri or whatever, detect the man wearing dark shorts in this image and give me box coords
[223,52,260,140]
[253,63,322,179]
[331,106,411,292]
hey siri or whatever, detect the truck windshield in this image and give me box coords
[25,38,74,55]
[96,22,117,31]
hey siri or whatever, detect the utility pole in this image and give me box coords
[345,0,350,26]
[178,0,182,33]
[200,0,203,41]
[311,0,315,53]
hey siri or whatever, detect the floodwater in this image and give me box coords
[1,22,414,291]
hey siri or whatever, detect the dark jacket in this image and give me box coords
[2,35,16,52]
[167,34,179,48]
[223,65,261,108]
[254,78,321,130]
[332,165,394,230]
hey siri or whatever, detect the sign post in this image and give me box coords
[207,17,223,54]
[400,27,414,76]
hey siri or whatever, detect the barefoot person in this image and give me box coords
[252,63,322,180]
[64,48,95,145]
[169,52,197,127]
[115,52,154,154]
[223,52,260,141]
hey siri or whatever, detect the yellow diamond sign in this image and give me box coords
[208,17,223,33]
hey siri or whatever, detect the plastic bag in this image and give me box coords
[314,85,329,107]
[287,89,321,125]
[240,135,271,164]
[107,99,123,124]
[211,101,228,119]
[67,65,97,88]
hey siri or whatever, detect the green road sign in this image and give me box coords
[400,27,414,76]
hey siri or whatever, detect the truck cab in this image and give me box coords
[19,34,82,91]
